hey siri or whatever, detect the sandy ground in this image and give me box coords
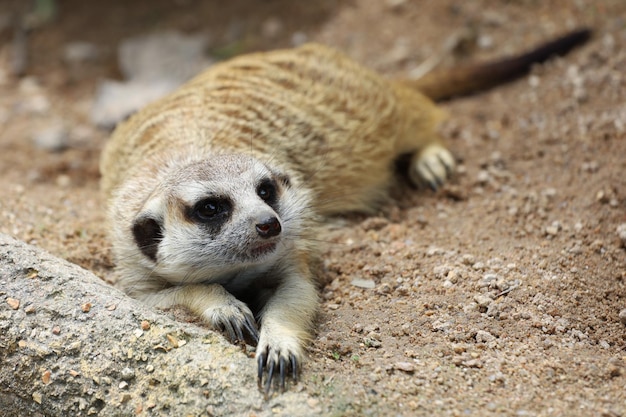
[1,0,625,415]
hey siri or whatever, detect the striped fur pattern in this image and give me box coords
[100,32,590,393]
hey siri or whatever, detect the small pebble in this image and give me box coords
[363,336,382,348]
[167,334,180,348]
[261,17,283,39]
[41,370,51,384]
[619,309,626,326]
[32,392,42,404]
[32,123,69,152]
[120,367,135,381]
[616,224,626,247]
[81,302,92,313]
[351,278,376,289]
[7,298,20,310]
[475,330,496,343]
[474,294,493,308]
[63,41,99,64]
[394,361,416,373]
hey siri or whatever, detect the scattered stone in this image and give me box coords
[81,302,92,313]
[475,330,496,343]
[91,31,214,127]
[619,309,626,326]
[291,31,308,46]
[433,265,451,279]
[118,31,210,81]
[167,334,180,348]
[351,278,376,289]
[363,335,382,348]
[32,392,42,404]
[462,359,483,368]
[120,367,135,381]
[545,221,561,236]
[91,79,182,128]
[394,361,416,373]
[261,17,283,39]
[361,216,389,231]
[376,283,392,294]
[7,297,20,310]
[386,0,408,10]
[32,123,69,152]
[616,224,626,248]
[41,369,51,384]
[474,294,493,309]
[478,34,494,49]
[63,41,99,64]
[141,320,151,330]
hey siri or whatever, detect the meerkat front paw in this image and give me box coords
[410,143,456,191]
[256,326,304,394]
[202,299,259,344]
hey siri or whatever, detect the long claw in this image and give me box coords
[290,353,298,382]
[264,359,275,394]
[257,351,266,386]
[244,317,259,344]
[279,356,286,392]
[233,320,244,342]
[222,321,236,342]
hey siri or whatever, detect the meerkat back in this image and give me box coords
[100,43,449,215]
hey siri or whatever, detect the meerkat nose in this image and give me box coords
[256,216,282,238]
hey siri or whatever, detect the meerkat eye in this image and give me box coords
[257,179,277,205]
[192,198,231,222]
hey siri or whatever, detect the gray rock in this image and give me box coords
[118,31,210,82]
[31,122,69,152]
[63,41,99,64]
[91,31,214,128]
[90,79,181,128]
[0,234,320,417]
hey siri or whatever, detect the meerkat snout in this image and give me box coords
[256,216,281,238]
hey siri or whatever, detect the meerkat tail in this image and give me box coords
[403,28,592,101]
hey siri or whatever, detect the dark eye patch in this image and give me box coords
[186,197,232,235]
[257,178,279,209]
[194,198,230,220]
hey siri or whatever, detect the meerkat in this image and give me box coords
[100,28,590,392]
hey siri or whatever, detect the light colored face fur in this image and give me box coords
[130,154,309,287]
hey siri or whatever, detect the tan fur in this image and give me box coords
[101,44,451,213]
[100,32,590,391]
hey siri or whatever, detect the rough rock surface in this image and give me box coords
[0,233,321,417]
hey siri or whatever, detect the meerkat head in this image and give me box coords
[128,154,309,284]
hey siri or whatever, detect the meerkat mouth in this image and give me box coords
[249,241,278,259]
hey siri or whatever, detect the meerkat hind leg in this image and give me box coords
[409,142,456,190]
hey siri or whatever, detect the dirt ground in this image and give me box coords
[1,0,625,416]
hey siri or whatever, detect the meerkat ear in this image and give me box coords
[131,214,163,262]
